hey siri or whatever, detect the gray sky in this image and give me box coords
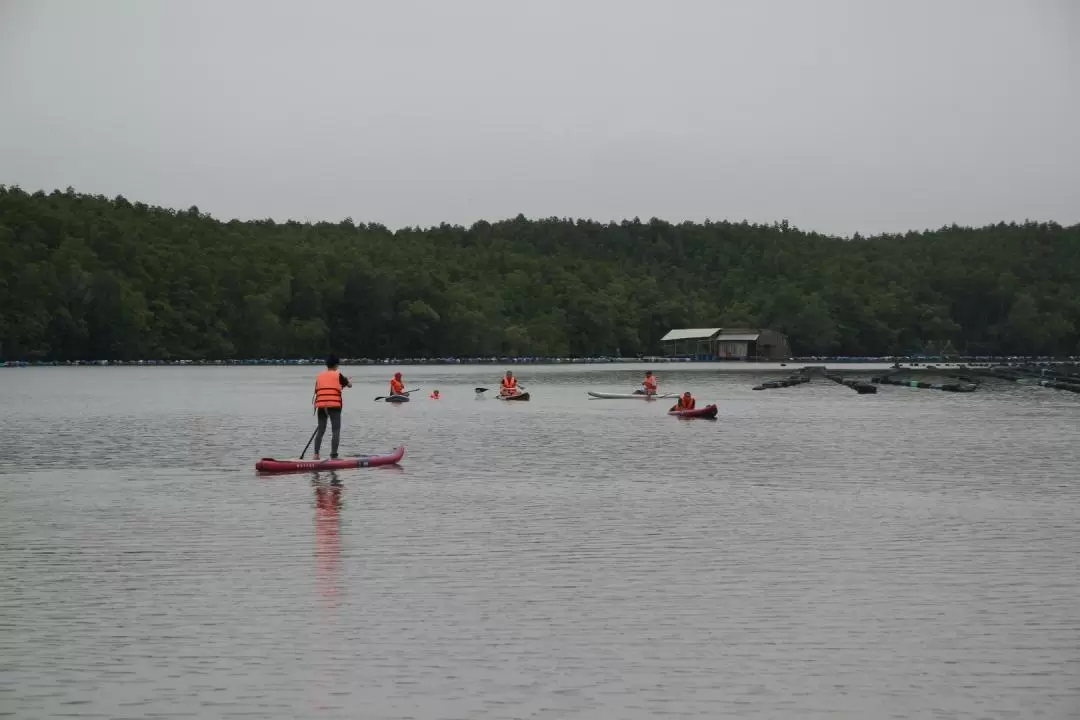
[1,0,1077,236]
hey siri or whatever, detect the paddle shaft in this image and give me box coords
[375,387,420,401]
[478,384,526,395]
[300,425,318,459]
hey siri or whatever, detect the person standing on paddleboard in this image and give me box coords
[389,372,405,397]
[642,371,658,396]
[312,355,352,460]
[499,371,519,397]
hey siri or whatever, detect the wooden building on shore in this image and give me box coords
[659,328,791,361]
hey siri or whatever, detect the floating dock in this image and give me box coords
[825,373,878,394]
[752,374,811,391]
[871,376,978,393]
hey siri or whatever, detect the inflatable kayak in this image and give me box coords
[497,391,530,401]
[668,404,718,419]
[255,446,405,474]
[384,394,410,403]
[588,391,676,399]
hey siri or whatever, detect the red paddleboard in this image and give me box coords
[256,446,405,474]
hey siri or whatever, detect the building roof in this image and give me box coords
[660,328,721,342]
[716,332,761,342]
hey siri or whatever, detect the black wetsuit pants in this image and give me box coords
[314,407,342,458]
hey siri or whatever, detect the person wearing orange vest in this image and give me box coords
[641,371,658,396]
[389,372,406,397]
[430,390,440,400]
[312,354,352,460]
[670,391,695,412]
[499,370,519,397]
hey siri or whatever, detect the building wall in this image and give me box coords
[755,330,791,360]
[714,341,749,359]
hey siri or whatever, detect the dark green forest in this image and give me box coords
[1,185,1078,360]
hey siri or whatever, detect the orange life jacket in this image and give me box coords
[314,370,343,408]
[643,377,657,392]
[390,378,405,395]
[676,395,695,410]
[501,376,517,390]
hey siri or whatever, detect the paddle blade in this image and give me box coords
[475,387,488,393]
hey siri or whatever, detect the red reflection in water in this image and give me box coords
[312,474,342,605]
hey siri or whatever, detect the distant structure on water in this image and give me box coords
[659,328,791,361]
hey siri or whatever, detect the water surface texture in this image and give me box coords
[2,364,1079,719]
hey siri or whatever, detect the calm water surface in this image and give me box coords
[2,364,1079,719]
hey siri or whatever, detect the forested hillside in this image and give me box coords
[1,186,1078,360]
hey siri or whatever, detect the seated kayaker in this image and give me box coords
[499,371,519,397]
[641,371,658,396]
[671,392,696,411]
[389,372,405,397]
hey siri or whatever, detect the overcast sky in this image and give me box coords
[1,0,1077,236]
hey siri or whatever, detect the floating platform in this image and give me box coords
[871,376,977,393]
[752,374,811,391]
[825,374,878,394]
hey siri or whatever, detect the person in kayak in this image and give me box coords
[312,354,352,460]
[499,371,519,397]
[641,371,658,396]
[389,372,406,397]
[670,391,696,411]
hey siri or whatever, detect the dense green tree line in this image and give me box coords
[1,185,1078,360]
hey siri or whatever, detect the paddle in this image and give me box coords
[478,385,527,397]
[299,425,318,459]
[373,387,419,402]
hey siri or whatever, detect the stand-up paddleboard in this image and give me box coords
[588,391,676,399]
[256,446,405,474]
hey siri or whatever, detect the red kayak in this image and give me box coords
[668,404,718,419]
[256,446,405,474]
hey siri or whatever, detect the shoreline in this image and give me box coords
[3,356,1077,368]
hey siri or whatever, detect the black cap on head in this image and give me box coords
[326,354,339,368]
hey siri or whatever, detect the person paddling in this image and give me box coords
[389,372,406,397]
[641,371,658,396]
[670,391,696,412]
[312,354,352,460]
[499,370,520,397]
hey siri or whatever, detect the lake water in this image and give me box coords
[2,363,1079,719]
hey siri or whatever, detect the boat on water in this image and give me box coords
[256,446,405,474]
[497,391,530,401]
[587,391,676,400]
[668,404,718,419]
[384,394,410,403]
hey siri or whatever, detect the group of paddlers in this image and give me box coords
[308,357,696,460]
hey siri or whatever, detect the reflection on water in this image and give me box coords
[1,364,1079,719]
[313,472,343,606]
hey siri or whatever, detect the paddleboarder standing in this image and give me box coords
[312,355,352,460]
